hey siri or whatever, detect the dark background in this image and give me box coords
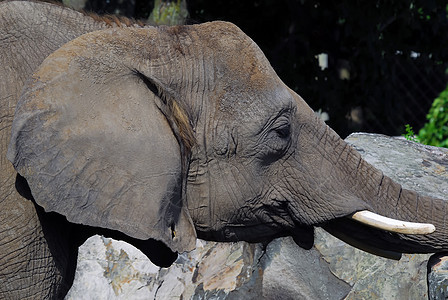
[67,0,448,138]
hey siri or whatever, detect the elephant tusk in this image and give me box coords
[350,210,436,235]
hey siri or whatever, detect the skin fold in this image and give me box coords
[1,1,447,299]
[0,1,147,298]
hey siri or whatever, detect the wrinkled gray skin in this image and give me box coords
[1,1,448,299]
[0,1,128,298]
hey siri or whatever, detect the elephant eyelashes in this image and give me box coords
[270,111,293,142]
[269,122,291,155]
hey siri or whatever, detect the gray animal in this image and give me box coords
[1,1,447,299]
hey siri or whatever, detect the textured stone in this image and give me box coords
[315,228,431,299]
[67,133,448,299]
[345,133,447,199]
[313,133,448,300]
[428,254,448,300]
[261,237,351,300]
[66,235,349,299]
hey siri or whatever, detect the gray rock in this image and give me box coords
[428,253,448,300]
[317,133,448,300]
[66,236,349,299]
[315,228,431,299]
[260,237,351,300]
[345,133,447,199]
[67,133,448,299]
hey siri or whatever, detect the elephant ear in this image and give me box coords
[7,28,197,253]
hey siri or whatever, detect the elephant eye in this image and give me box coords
[256,108,294,162]
[274,123,291,139]
[263,119,292,158]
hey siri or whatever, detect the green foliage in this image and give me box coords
[149,0,188,25]
[418,89,448,148]
[402,124,420,143]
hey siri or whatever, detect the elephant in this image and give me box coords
[0,1,153,298]
[1,1,447,299]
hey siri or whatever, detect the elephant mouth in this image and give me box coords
[348,210,435,235]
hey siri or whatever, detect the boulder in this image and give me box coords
[428,253,448,300]
[66,133,448,299]
[65,234,350,299]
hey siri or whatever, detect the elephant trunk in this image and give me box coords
[339,135,447,253]
[291,102,447,253]
[345,164,448,253]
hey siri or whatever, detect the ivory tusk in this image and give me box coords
[350,210,436,235]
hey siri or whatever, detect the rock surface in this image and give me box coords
[66,235,350,299]
[66,133,448,299]
[428,253,448,300]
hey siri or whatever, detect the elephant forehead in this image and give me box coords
[217,83,294,119]
[213,35,278,90]
[163,21,281,91]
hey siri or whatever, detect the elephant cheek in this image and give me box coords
[186,172,210,229]
[187,158,266,234]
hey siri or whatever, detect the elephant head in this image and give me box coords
[7,21,447,256]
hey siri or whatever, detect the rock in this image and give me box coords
[66,235,350,299]
[316,133,448,300]
[315,228,430,299]
[345,133,447,199]
[428,253,448,300]
[260,237,351,300]
[67,133,448,299]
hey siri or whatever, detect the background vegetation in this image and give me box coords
[62,0,448,140]
[418,88,448,147]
